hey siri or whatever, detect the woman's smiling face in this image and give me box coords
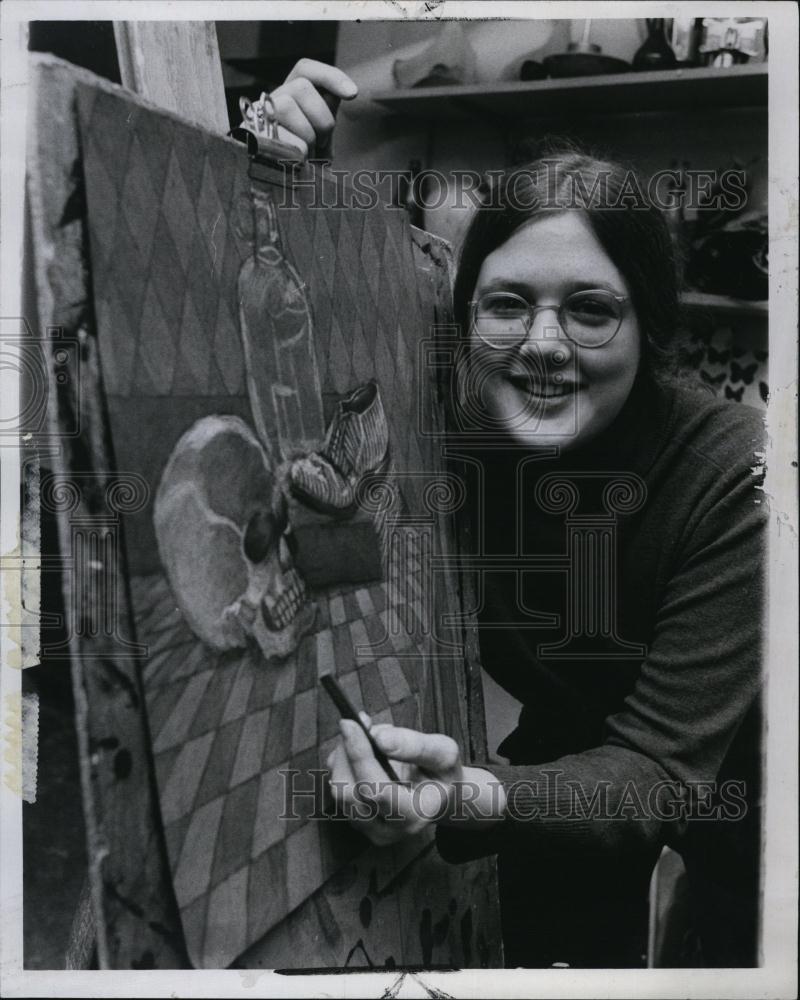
[466,211,641,452]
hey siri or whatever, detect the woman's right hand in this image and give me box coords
[326,717,464,845]
[326,715,507,845]
[267,58,358,157]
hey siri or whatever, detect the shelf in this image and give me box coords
[370,64,767,120]
[680,292,768,318]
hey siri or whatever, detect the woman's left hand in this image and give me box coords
[326,716,463,845]
[258,59,358,157]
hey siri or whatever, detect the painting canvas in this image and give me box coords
[27,57,499,970]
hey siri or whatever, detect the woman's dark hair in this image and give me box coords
[453,143,682,381]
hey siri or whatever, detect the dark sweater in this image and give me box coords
[437,372,767,966]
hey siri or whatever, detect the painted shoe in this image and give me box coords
[289,381,389,516]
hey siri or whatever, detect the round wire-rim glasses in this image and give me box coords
[469,289,629,349]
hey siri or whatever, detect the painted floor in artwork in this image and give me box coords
[132,565,434,968]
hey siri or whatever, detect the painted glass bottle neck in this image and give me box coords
[252,188,282,261]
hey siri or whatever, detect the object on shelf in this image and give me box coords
[543,19,630,78]
[519,60,547,81]
[466,20,566,82]
[633,19,677,71]
[669,16,702,66]
[699,18,767,67]
[393,21,477,88]
[568,18,644,63]
[682,159,767,302]
[687,212,768,301]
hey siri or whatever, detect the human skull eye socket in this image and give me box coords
[243,508,278,563]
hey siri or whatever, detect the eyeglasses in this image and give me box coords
[469,289,629,349]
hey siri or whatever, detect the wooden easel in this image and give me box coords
[62,25,231,967]
[112,21,229,133]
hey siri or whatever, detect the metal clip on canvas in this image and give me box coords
[230,92,305,168]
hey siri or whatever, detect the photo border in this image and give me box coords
[1,1,797,996]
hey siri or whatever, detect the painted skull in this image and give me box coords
[154,415,315,662]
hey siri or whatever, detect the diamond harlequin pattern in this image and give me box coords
[130,564,431,968]
[82,88,426,507]
[76,82,455,968]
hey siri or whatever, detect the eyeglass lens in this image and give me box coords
[473,291,623,348]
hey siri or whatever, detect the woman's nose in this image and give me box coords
[519,306,573,362]
[525,304,564,341]
[520,306,575,381]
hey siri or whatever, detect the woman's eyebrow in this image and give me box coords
[477,278,625,296]
[477,278,534,296]
[565,279,626,295]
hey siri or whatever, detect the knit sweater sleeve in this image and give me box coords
[437,416,766,863]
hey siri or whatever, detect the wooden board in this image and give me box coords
[113,21,229,134]
[370,64,768,121]
[26,54,187,971]
[26,53,501,971]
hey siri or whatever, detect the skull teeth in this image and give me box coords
[261,571,306,632]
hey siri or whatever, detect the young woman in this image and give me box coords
[271,60,766,968]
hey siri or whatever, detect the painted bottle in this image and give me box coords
[238,184,325,460]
